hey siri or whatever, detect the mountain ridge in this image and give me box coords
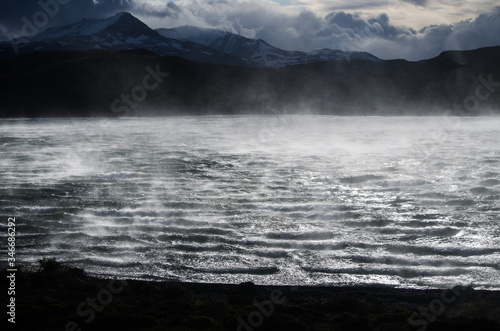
[0,12,499,117]
[0,12,380,67]
[157,25,381,67]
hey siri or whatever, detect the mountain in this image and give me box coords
[156,25,230,47]
[0,12,380,67]
[157,25,381,67]
[0,12,248,66]
[1,46,499,117]
[31,12,158,41]
[1,12,498,117]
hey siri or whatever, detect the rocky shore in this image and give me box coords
[2,259,500,330]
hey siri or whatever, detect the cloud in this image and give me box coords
[131,1,181,18]
[0,0,499,61]
[136,0,500,60]
[444,13,500,51]
[402,0,428,6]
[0,0,133,39]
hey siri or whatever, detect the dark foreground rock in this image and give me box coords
[2,259,500,330]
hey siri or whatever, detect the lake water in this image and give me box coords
[1,115,499,289]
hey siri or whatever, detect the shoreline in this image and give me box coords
[2,259,500,330]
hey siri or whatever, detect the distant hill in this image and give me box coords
[0,46,499,117]
[1,12,250,66]
[0,12,380,68]
[156,25,380,68]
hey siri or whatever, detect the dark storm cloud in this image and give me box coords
[323,12,416,41]
[324,1,391,12]
[402,0,428,6]
[129,1,181,18]
[316,10,500,60]
[141,0,499,60]
[0,0,499,60]
[442,12,500,51]
[0,0,134,40]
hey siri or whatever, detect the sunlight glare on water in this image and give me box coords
[0,115,499,289]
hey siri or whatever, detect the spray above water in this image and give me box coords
[1,116,500,289]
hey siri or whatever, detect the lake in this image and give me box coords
[1,115,499,289]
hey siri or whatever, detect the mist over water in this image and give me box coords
[1,115,499,289]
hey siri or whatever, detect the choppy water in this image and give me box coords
[1,115,499,289]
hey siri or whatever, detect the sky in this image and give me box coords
[0,0,499,60]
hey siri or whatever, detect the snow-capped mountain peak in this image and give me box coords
[156,25,230,47]
[0,12,250,66]
[157,25,381,67]
[32,12,134,41]
[0,12,382,67]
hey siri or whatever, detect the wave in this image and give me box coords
[342,218,392,228]
[302,266,472,278]
[172,243,239,252]
[156,234,240,246]
[349,255,500,270]
[265,231,337,241]
[386,245,499,257]
[241,239,350,251]
[445,199,476,207]
[75,258,143,268]
[14,206,64,214]
[478,179,500,187]
[416,192,456,199]
[377,226,462,237]
[250,250,291,258]
[150,225,235,237]
[88,208,187,218]
[480,172,499,179]
[98,171,138,179]
[339,174,386,184]
[470,187,496,195]
[189,266,279,275]
[376,179,428,187]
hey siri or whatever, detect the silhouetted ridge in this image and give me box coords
[0,46,499,117]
